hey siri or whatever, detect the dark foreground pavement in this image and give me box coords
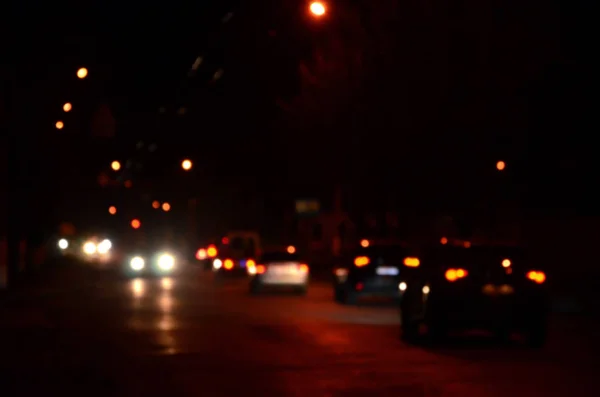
[1,263,599,396]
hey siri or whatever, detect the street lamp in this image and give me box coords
[181,159,192,171]
[152,200,160,209]
[162,202,171,212]
[496,160,506,171]
[309,1,327,17]
[63,102,72,112]
[131,219,141,229]
[77,67,88,79]
[55,121,64,130]
[108,206,117,215]
[111,161,121,171]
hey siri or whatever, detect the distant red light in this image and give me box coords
[222,237,229,244]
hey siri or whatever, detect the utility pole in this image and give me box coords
[3,92,24,286]
[0,85,7,288]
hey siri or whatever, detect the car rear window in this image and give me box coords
[260,252,301,263]
[426,246,526,266]
[354,246,410,262]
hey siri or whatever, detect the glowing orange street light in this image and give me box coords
[162,202,171,212]
[496,160,506,171]
[111,161,121,171]
[63,102,72,112]
[77,67,88,79]
[181,159,192,171]
[360,239,369,248]
[108,206,117,215]
[55,121,64,130]
[131,219,141,229]
[309,1,326,17]
[152,200,160,209]
[287,245,296,254]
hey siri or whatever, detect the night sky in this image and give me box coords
[4,0,593,239]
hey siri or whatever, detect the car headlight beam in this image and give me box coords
[158,253,175,271]
[58,239,69,250]
[98,239,112,254]
[130,256,145,271]
[83,241,97,255]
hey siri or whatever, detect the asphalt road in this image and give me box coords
[1,264,598,396]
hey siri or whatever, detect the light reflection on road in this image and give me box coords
[125,277,179,354]
[131,278,144,298]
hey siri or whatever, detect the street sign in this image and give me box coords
[295,199,320,216]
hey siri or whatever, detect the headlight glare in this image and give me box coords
[98,239,112,254]
[130,256,145,271]
[58,239,68,250]
[158,254,175,271]
[83,241,97,255]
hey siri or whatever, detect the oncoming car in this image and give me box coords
[125,249,179,277]
[399,244,548,347]
[333,244,415,305]
[248,251,309,295]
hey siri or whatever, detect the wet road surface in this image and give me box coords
[1,264,598,396]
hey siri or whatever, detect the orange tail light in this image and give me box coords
[224,259,234,270]
[403,257,420,267]
[207,245,217,258]
[299,264,309,272]
[445,268,468,282]
[354,256,370,267]
[256,264,266,274]
[527,270,546,284]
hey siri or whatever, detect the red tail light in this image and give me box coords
[256,264,266,274]
[299,264,309,272]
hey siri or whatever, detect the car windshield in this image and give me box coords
[260,252,301,263]
[426,245,527,267]
[355,246,409,262]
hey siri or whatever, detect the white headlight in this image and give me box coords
[213,258,222,270]
[98,239,112,254]
[58,239,68,250]
[158,254,175,270]
[399,282,407,291]
[83,242,97,255]
[130,257,145,271]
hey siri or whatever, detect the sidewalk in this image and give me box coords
[0,257,108,303]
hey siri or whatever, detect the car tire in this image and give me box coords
[401,312,420,342]
[296,286,308,296]
[343,289,359,305]
[249,281,262,295]
[334,285,344,303]
[425,309,449,344]
[525,323,547,348]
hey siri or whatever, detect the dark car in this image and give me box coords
[333,245,417,305]
[400,245,548,347]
